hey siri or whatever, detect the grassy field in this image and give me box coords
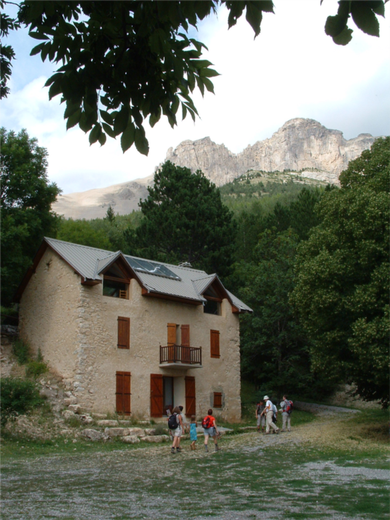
[1,408,389,520]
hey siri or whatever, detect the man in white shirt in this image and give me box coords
[261,395,280,434]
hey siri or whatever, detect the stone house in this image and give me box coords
[15,238,252,422]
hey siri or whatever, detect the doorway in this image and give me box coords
[163,376,174,415]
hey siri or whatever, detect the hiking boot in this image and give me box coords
[276,429,280,434]
[176,447,181,453]
[215,445,221,452]
[171,447,175,454]
[204,445,208,452]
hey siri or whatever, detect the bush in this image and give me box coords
[12,338,31,365]
[25,361,48,379]
[0,377,45,427]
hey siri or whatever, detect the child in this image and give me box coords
[189,416,197,450]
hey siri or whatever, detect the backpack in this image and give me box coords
[168,413,179,430]
[202,416,212,429]
[285,400,293,414]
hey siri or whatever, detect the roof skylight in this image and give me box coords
[126,257,181,281]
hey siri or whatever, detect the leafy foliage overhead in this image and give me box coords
[291,137,390,407]
[2,0,385,150]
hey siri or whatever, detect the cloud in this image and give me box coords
[1,0,389,194]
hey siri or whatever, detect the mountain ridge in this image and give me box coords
[53,118,378,220]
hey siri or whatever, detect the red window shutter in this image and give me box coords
[181,325,191,363]
[167,323,177,346]
[116,372,131,415]
[185,376,196,417]
[117,317,130,349]
[210,330,220,358]
[150,374,163,417]
[181,325,190,347]
[213,392,223,408]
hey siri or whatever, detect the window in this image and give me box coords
[117,317,130,349]
[210,330,220,358]
[204,285,222,315]
[213,392,223,408]
[103,263,129,298]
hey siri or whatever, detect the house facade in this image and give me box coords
[16,238,252,422]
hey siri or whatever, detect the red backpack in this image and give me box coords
[202,416,212,429]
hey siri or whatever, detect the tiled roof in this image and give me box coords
[41,238,252,312]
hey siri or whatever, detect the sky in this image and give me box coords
[2,1,390,195]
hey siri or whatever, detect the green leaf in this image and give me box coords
[325,15,348,37]
[100,110,113,125]
[89,123,102,145]
[134,127,149,156]
[149,109,161,128]
[351,1,380,37]
[48,81,62,100]
[114,107,130,135]
[66,108,81,129]
[102,122,116,138]
[245,2,263,37]
[28,31,49,40]
[98,132,107,146]
[332,26,353,45]
[370,1,385,17]
[120,122,135,152]
[30,42,46,56]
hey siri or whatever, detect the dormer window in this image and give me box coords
[103,263,130,299]
[204,286,222,316]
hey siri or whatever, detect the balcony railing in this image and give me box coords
[160,345,202,366]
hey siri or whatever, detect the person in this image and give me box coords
[256,400,265,433]
[202,408,220,452]
[189,415,198,450]
[177,405,186,449]
[261,395,279,434]
[271,401,278,433]
[280,395,292,432]
[170,406,184,453]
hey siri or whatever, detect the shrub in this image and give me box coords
[0,377,45,427]
[12,338,31,365]
[25,361,48,379]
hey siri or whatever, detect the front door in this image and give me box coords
[163,376,174,415]
[116,371,131,415]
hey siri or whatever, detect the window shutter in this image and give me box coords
[167,323,177,346]
[210,330,220,358]
[181,324,191,363]
[117,317,130,349]
[213,392,223,408]
[116,372,131,415]
[185,376,196,417]
[150,374,163,417]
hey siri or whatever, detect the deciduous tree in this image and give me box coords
[0,128,60,305]
[290,137,390,407]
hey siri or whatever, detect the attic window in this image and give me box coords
[103,263,130,299]
[204,287,222,316]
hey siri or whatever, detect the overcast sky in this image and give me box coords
[2,1,390,195]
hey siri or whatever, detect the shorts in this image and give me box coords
[173,426,182,437]
[203,427,216,437]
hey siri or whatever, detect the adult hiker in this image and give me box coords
[256,400,265,433]
[280,395,293,432]
[169,406,184,453]
[261,395,279,434]
[202,408,220,452]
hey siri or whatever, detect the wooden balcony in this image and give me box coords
[159,345,202,368]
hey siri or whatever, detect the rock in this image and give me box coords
[68,404,81,414]
[144,428,156,436]
[122,435,141,444]
[97,420,118,427]
[92,413,107,420]
[63,397,78,406]
[80,414,93,425]
[81,429,106,441]
[142,435,169,443]
[128,428,144,437]
[104,427,130,438]
[62,410,79,420]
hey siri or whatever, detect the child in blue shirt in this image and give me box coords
[190,416,197,450]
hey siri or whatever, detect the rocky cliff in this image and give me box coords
[165,118,377,186]
[53,118,377,219]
